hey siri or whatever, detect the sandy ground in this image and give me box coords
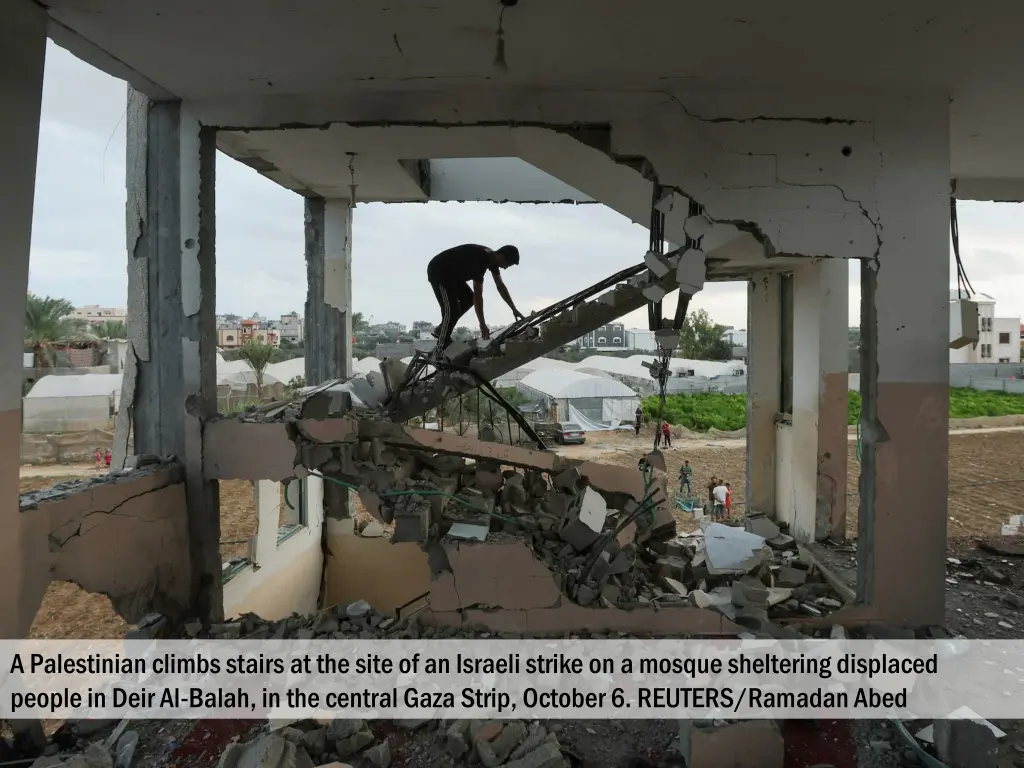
[19,426,1024,640]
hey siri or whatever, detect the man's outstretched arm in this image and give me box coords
[492,271,524,319]
[473,279,489,338]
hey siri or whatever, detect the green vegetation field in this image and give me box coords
[643,388,1024,432]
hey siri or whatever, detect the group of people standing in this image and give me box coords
[678,460,732,521]
[640,456,733,522]
[633,406,673,447]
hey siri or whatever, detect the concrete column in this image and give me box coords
[121,89,222,622]
[304,198,353,385]
[304,198,354,520]
[785,259,849,543]
[745,272,783,516]
[857,99,950,626]
[0,0,46,638]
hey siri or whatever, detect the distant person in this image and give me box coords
[713,480,728,521]
[661,421,672,448]
[94,449,103,470]
[427,244,524,354]
[679,461,692,494]
[634,406,643,437]
[104,450,112,470]
[707,476,718,508]
[725,482,733,517]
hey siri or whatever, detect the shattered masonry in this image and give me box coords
[201,372,854,638]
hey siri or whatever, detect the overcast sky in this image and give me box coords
[29,42,1024,332]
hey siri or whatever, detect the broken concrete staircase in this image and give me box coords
[385,266,689,422]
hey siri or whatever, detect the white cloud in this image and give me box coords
[28,43,1024,337]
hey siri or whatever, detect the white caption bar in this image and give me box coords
[0,639,1020,720]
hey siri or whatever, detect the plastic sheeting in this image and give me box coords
[517,368,637,399]
[567,403,634,432]
[601,396,641,425]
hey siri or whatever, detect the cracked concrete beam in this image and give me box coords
[15,467,189,633]
[358,421,574,473]
[204,419,302,481]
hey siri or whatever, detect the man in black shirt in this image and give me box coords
[427,244,524,353]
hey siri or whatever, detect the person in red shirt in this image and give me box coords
[94,449,102,470]
[725,482,733,517]
[661,421,672,448]
[104,450,112,470]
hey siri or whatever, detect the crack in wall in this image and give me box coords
[48,485,172,548]
[653,92,883,259]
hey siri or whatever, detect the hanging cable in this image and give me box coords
[951,195,974,300]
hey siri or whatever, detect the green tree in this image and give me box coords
[237,340,275,396]
[95,320,127,339]
[24,293,92,368]
[452,326,474,343]
[352,312,370,333]
[677,309,732,361]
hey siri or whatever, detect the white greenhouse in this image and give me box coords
[516,369,640,427]
[23,373,122,433]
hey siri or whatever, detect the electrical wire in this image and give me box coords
[951,196,975,300]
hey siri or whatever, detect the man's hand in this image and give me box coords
[480,324,490,340]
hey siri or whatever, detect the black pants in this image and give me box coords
[430,278,473,351]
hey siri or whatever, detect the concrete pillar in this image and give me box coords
[785,259,849,543]
[122,89,222,622]
[0,0,46,638]
[304,198,353,520]
[304,198,353,385]
[745,272,783,516]
[857,99,950,626]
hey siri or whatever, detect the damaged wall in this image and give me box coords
[14,467,190,637]
[1,0,50,638]
[194,88,904,264]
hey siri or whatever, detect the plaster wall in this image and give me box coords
[782,259,848,542]
[0,0,46,638]
[850,98,950,626]
[223,475,324,620]
[745,272,782,515]
[14,469,189,637]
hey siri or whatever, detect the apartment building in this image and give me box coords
[949,291,1021,364]
[69,305,128,326]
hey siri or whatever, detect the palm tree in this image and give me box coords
[237,340,274,397]
[24,293,92,368]
[95,320,127,339]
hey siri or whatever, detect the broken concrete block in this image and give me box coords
[216,735,315,768]
[676,720,784,768]
[503,741,563,768]
[644,250,672,278]
[654,556,688,581]
[934,719,998,768]
[766,533,796,550]
[477,721,527,767]
[776,566,807,587]
[559,519,599,552]
[662,577,688,597]
[732,577,769,608]
[704,523,769,574]
[358,520,384,538]
[745,515,781,540]
[578,487,608,533]
[364,739,391,768]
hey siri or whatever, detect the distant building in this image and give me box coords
[278,311,304,344]
[218,317,280,348]
[369,321,406,334]
[579,323,626,350]
[69,305,127,326]
[625,329,657,351]
[949,291,1021,364]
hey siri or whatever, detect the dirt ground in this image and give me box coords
[19,426,1024,641]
